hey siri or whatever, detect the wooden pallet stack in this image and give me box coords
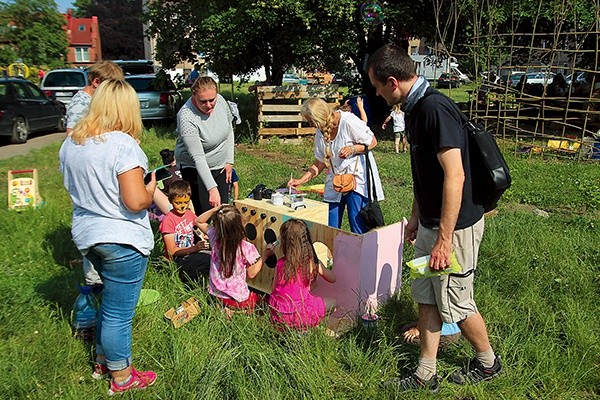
[254,84,340,141]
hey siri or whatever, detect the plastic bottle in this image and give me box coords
[72,285,99,342]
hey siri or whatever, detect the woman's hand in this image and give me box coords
[339,145,356,159]
[288,178,303,189]
[208,187,221,207]
[222,163,233,183]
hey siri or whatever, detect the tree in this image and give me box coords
[0,0,68,67]
[75,0,145,60]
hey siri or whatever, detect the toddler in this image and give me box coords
[382,104,407,153]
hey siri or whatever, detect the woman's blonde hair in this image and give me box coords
[191,76,218,94]
[71,79,143,144]
[301,97,335,143]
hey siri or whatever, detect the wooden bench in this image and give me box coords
[254,84,340,141]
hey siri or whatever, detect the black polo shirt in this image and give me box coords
[406,88,484,230]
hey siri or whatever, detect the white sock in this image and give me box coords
[415,357,437,380]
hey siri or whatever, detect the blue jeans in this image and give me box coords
[328,191,369,234]
[86,244,148,371]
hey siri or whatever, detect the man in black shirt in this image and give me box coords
[368,44,502,393]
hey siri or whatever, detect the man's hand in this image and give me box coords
[404,216,419,244]
[429,238,452,271]
[208,187,221,207]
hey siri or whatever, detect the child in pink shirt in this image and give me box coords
[269,219,336,330]
[196,204,274,312]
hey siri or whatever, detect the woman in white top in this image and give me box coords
[60,79,157,394]
[288,97,384,234]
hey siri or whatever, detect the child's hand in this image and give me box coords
[264,242,277,257]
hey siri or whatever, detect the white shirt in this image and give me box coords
[314,111,384,203]
[59,132,154,256]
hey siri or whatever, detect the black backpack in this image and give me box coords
[423,89,512,212]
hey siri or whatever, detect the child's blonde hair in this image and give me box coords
[392,103,402,113]
[72,79,142,144]
[301,97,335,143]
[279,219,319,285]
[212,205,246,278]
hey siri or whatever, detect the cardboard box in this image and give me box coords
[164,297,200,328]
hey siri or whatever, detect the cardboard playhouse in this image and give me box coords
[235,197,405,331]
[7,169,44,210]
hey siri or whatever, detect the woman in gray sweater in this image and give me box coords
[175,77,235,214]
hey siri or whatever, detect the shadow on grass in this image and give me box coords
[43,224,81,267]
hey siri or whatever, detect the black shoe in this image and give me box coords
[449,355,503,385]
[382,373,440,393]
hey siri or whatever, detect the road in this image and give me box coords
[0,131,66,160]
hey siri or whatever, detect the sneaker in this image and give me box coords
[108,368,157,395]
[91,363,109,380]
[449,355,502,385]
[382,373,440,393]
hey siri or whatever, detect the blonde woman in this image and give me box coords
[288,97,384,234]
[59,79,157,395]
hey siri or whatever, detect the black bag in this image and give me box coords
[359,147,384,231]
[424,89,512,212]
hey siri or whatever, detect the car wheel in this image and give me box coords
[57,114,66,132]
[11,116,29,144]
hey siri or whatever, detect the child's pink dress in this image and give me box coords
[268,258,326,330]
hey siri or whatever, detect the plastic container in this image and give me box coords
[72,285,99,342]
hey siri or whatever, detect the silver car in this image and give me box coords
[40,68,87,105]
[125,74,183,122]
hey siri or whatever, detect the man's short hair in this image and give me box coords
[87,60,124,85]
[168,180,191,202]
[368,44,417,83]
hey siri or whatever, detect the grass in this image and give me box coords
[1,118,599,399]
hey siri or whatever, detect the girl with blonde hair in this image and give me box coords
[60,79,158,395]
[289,97,384,234]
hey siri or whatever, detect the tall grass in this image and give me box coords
[0,128,598,399]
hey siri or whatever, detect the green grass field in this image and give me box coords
[0,112,599,398]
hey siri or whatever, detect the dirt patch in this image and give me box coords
[236,144,310,169]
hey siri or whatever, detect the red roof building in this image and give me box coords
[63,9,101,67]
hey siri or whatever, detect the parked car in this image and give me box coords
[499,71,526,88]
[565,71,587,85]
[40,68,87,105]
[282,73,309,85]
[124,73,183,122]
[437,73,462,88]
[523,71,555,86]
[0,77,66,143]
[113,59,156,75]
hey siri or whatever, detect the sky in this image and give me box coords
[55,0,74,13]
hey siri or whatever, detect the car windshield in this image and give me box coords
[44,72,86,87]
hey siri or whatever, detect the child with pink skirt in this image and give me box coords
[269,219,336,330]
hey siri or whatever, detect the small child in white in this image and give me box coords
[382,104,407,153]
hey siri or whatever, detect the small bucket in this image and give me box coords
[271,193,284,206]
[361,313,379,330]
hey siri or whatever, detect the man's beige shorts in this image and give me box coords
[411,217,484,323]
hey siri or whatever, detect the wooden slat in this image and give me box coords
[261,104,302,112]
[260,115,304,123]
[258,127,315,136]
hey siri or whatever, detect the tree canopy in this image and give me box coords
[0,0,68,67]
[74,0,145,60]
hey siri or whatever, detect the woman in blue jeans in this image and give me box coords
[60,79,157,395]
[289,97,384,234]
